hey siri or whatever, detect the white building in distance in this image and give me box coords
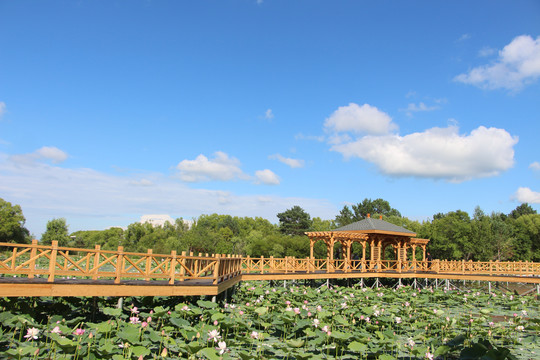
[140,214,175,227]
[140,214,193,229]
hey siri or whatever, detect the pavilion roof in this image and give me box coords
[334,217,416,237]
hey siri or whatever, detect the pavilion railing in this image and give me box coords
[1,242,539,285]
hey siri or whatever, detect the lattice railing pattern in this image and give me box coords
[1,242,539,285]
[0,241,242,285]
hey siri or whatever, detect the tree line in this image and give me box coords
[1,197,538,261]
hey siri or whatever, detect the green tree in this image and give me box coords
[311,217,336,231]
[41,218,71,246]
[512,214,540,261]
[277,206,312,236]
[0,198,31,244]
[490,212,514,261]
[421,210,472,260]
[335,198,402,226]
[509,203,537,219]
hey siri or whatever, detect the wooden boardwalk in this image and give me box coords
[1,241,539,297]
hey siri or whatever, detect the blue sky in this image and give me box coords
[1,0,539,237]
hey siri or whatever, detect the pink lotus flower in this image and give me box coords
[51,326,61,334]
[24,327,39,340]
[216,341,227,355]
[131,306,139,314]
[73,328,85,336]
[208,329,221,342]
[130,316,141,324]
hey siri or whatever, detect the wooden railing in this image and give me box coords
[1,242,539,286]
[241,256,540,277]
[0,241,242,285]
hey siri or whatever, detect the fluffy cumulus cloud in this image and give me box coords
[324,103,398,136]
[269,154,305,168]
[514,187,540,204]
[9,146,68,165]
[455,34,540,90]
[176,151,247,182]
[254,169,280,185]
[330,124,518,182]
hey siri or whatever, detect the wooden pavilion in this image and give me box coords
[305,214,429,271]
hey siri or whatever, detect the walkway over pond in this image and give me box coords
[1,241,539,297]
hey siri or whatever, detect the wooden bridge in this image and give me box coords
[1,241,539,297]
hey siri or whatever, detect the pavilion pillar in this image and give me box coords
[411,244,417,269]
[310,239,314,259]
[361,242,367,271]
[422,245,426,261]
[327,235,335,273]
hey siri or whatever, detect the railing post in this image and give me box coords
[92,245,101,280]
[145,249,152,281]
[169,250,177,285]
[306,257,310,274]
[11,247,18,272]
[48,241,58,283]
[28,240,38,279]
[179,251,186,282]
[114,246,124,284]
[260,256,264,274]
[213,254,221,285]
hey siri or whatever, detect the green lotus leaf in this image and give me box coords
[330,330,350,340]
[187,341,204,354]
[348,341,368,352]
[287,339,305,348]
[197,300,218,309]
[131,345,151,357]
[254,306,268,316]
[117,325,140,344]
[102,307,122,317]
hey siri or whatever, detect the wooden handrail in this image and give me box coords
[1,242,539,286]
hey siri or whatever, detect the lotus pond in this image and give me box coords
[0,281,538,359]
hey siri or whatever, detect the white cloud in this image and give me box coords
[176,151,247,182]
[324,103,398,136]
[401,102,439,117]
[295,133,325,142]
[478,46,496,57]
[255,169,280,185]
[265,108,274,120]
[330,125,518,182]
[0,102,6,119]
[130,178,154,186]
[513,187,540,204]
[457,33,471,42]
[0,152,336,235]
[455,34,540,90]
[269,154,305,168]
[10,146,68,165]
[529,161,540,171]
